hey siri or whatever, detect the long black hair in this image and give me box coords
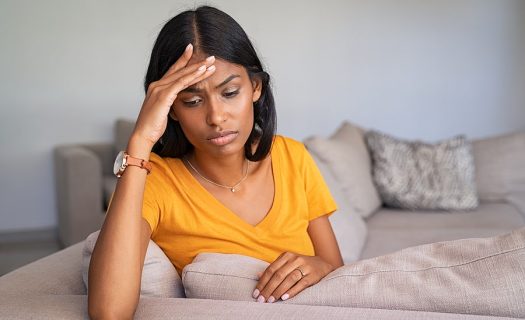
[144,6,276,161]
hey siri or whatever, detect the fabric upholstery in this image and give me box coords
[54,146,106,247]
[0,295,501,320]
[304,121,382,218]
[82,230,185,298]
[367,202,524,230]
[472,131,525,201]
[365,131,478,210]
[182,228,525,318]
[114,118,135,155]
[361,202,525,259]
[310,152,367,263]
[0,242,86,296]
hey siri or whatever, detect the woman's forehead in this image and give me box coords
[186,57,248,90]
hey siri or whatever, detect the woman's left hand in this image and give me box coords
[252,252,335,303]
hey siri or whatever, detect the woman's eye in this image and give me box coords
[224,90,239,98]
[183,98,202,106]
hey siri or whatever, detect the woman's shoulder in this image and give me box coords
[272,135,309,162]
[273,134,306,150]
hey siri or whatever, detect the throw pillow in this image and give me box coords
[310,152,367,263]
[365,130,479,210]
[472,131,525,201]
[304,121,382,218]
[82,230,185,298]
[182,228,525,318]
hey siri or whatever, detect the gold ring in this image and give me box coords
[294,267,305,278]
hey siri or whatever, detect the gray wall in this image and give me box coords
[1,0,524,232]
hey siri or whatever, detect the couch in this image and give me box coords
[1,119,524,319]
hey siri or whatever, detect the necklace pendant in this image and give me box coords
[231,187,236,193]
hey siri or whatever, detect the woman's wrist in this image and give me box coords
[126,134,154,160]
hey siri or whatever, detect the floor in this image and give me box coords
[0,228,61,276]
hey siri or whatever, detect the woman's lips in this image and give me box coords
[208,132,238,146]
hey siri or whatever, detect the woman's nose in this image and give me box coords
[206,99,227,126]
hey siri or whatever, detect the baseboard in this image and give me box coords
[0,227,59,244]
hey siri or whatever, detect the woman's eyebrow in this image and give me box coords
[215,74,240,88]
[180,74,240,93]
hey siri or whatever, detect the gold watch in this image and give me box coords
[113,151,152,178]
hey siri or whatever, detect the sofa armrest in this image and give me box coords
[54,145,107,247]
[0,242,86,296]
[82,142,115,176]
[472,131,525,202]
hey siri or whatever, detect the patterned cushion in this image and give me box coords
[365,130,478,210]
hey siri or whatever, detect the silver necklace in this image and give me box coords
[184,156,250,193]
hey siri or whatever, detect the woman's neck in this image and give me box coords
[188,150,248,187]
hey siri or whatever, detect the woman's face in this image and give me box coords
[170,54,262,158]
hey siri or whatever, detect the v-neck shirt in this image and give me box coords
[142,135,337,277]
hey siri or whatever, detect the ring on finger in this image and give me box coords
[294,267,306,278]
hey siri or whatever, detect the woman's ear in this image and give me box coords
[169,109,178,121]
[252,78,262,103]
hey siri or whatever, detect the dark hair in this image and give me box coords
[144,6,276,161]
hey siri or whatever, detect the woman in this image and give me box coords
[88,5,343,318]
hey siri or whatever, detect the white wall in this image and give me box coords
[1,0,524,232]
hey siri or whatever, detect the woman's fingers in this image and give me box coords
[163,43,194,78]
[253,252,292,302]
[258,263,305,302]
[157,55,215,88]
[275,273,312,302]
[157,63,216,106]
[268,267,309,303]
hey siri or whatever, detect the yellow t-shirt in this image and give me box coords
[142,135,337,277]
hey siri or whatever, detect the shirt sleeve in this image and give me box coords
[301,144,338,221]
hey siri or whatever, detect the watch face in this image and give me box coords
[113,151,126,176]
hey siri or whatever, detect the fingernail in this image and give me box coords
[281,293,289,301]
[267,296,275,303]
[207,65,216,72]
[186,43,193,51]
[198,65,206,71]
[206,55,215,62]
[257,295,265,303]
[252,289,259,299]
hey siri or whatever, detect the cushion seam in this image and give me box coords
[325,245,525,280]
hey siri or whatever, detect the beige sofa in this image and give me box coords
[1,120,524,319]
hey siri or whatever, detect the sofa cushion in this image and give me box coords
[361,202,525,259]
[367,202,525,230]
[304,121,382,218]
[310,152,367,263]
[0,295,497,320]
[0,242,86,296]
[472,131,525,201]
[82,230,184,298]
[114,118,136,155]
[365,130,478,210]
[182,228,525,318]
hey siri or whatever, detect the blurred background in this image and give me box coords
[1,0,524,274]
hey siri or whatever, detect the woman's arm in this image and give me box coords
[87,138,154,319]
[88,44,216,319]
[307,215,344,270]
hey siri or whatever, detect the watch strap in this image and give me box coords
[125,153,152,174]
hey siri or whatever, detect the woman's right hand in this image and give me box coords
[131,43,216,151]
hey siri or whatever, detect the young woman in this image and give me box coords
[88,6,343,318]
